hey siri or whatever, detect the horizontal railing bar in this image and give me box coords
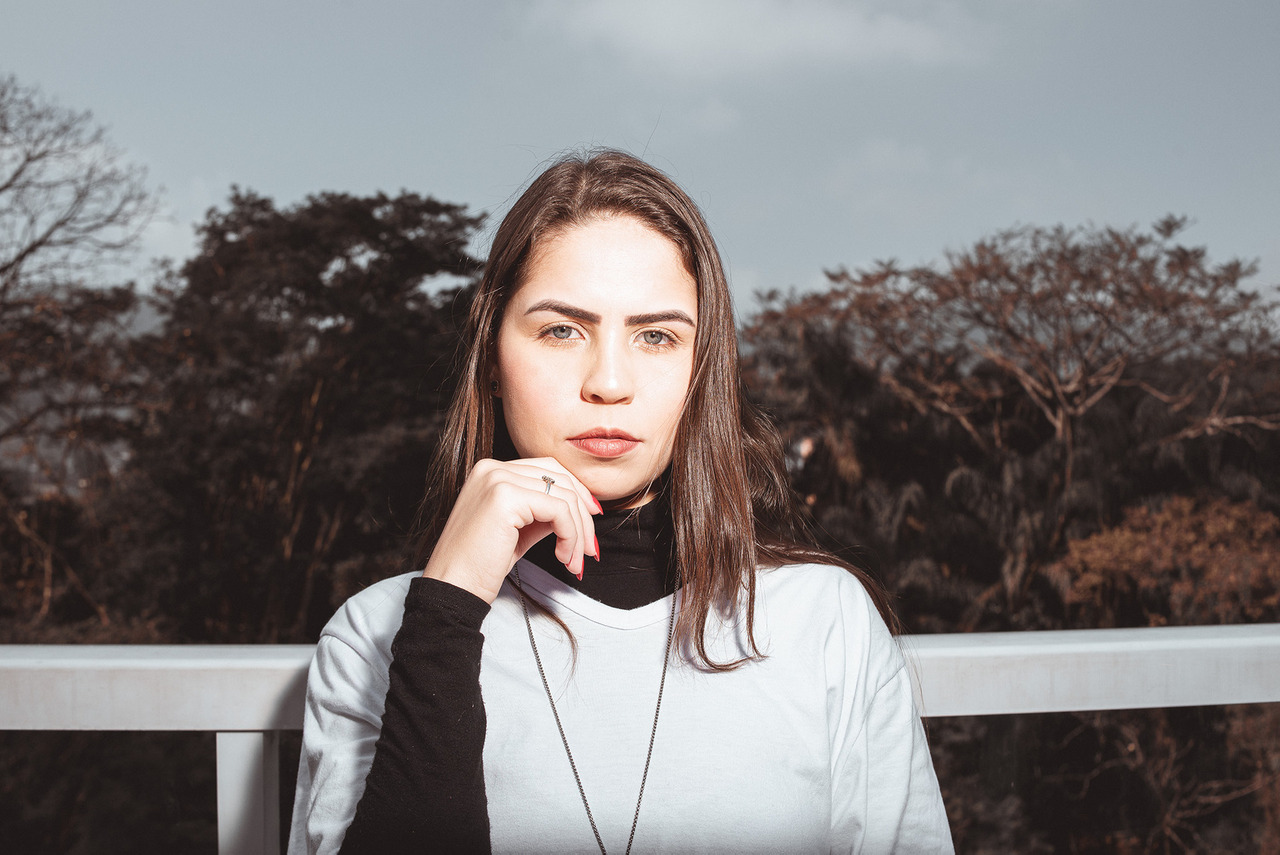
[0,645,314,731]
[2,624,1279,730]
[907,623,1280,716]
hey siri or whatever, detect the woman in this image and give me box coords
[289,151,953,853]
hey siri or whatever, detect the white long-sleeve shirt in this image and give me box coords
[290,558,954,853]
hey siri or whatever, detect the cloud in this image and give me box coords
[526,0,978,78]
[823,136,1084,248]
[833,138,934,183]
[691,97,742,133]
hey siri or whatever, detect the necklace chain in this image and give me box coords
[512,567,676,855]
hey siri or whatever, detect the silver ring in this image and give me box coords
[542,475,555,494]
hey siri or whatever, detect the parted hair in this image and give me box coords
[411,149,896,668]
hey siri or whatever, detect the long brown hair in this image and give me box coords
[411,150,897,668]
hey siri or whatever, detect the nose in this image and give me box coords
[581,337,634,404]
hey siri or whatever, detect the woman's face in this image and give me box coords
[495,216,697,507]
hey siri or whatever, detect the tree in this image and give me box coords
[0,76,154,631]
[101,188,482,641]
[747,218,1280,611]
[0,75,153,293]
[816,217,1276,474]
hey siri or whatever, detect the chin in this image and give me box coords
[593,482,660,510]
[569,457,669,508]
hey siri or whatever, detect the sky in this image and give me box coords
[5,0,1278,317]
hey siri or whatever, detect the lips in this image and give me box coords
[568,429,641,458]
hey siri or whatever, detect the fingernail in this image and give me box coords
[576,568,583,581]
[591,495,603,513]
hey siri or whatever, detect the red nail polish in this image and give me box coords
[576,568,583,581]
[591,495,603,513]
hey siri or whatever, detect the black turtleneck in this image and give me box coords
[524,491,678,609]
[339,495,676,854]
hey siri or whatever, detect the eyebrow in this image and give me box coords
[523,299,696,328]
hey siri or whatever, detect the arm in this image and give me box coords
[828,580,954,854]
[287,577,491,855]
[340,577,492,854]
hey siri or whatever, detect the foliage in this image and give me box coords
[812,217,1278,457]
[745,219,1280,623]
[0,732,214,854]
[0,76,152,636]
[98,188,484,641]
[934,706,1277,855]
[1047,496,1280,627]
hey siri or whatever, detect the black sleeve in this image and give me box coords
[339,576,493,855]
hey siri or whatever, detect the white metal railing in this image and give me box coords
[0,644,312,855]
[3,624,1279,854]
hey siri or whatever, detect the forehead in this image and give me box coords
[513,216,697,314]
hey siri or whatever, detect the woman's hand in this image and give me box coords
[422,457,601,604]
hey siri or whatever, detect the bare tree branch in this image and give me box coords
[0,75,155,295]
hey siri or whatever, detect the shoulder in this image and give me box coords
[303,571,420,718]
[318,571,420,663]
[757,562,904,686]
[758,561,883,627]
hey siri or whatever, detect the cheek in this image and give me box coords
[497,353,562,435]
[670,355,696,411]
[651,368,693,442]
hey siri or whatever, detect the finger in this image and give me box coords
[514,487,591,577]
[536,461,603,563]
[507,459,599,563]
[466,459,588,564]
[537,463,599,565]
[508,458,600,515]
[496,467,588,573]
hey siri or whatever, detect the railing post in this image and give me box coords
[217,730,280,855]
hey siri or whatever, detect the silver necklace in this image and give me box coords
[512,567,676,855]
